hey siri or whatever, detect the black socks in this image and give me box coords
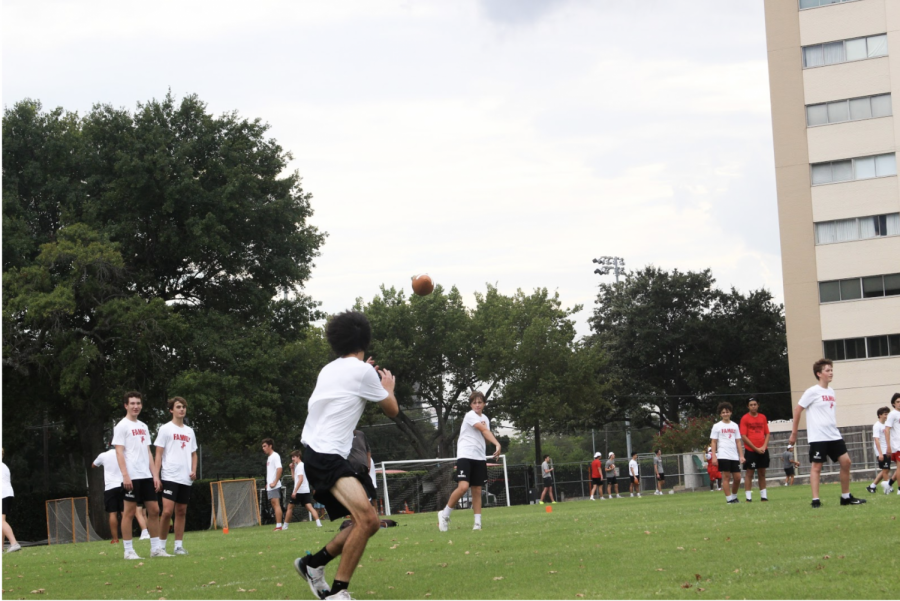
[332,579,350,594]
[306,547,334,569]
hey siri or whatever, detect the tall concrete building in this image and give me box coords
[764,0,900,428]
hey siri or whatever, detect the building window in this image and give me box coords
[811,153,897,185]
[820,273,900,302]
[824,334,900,361]
[807,93,892,126]
[803,34,888,68]
[815,213,900,244]
[800,0,860,9]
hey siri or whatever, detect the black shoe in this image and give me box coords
[840,494,866,506]
[760,498,768,502]
[811,499,821,508]
[745,499,752,503]
[866,485,876,493]
[727,499,740,504]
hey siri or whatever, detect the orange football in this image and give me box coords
[411,274,435,296]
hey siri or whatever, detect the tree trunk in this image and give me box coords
[389,409,431,459]
[534,421,542,466]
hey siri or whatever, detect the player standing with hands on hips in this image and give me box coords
[293,311,399,601]
[153,397,198,555]
[439,391,502,532]
[789,359,865,507]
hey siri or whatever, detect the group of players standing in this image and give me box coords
[584,449,668,501]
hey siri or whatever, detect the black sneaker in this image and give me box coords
[727,499,740,504]
[294,556,331,600]
[745,499,752,503]
[811,499,821,508]
[840,495,866,506]
[760,498,768,502]
[866,485,876,493]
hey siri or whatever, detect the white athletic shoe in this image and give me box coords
[6,543,21,553]
[294,556,331,599]
[151,548,174,558]
[124,549,143,560]
[600,496,606,500]
[630,493,634,497]
[174,547,189,555]
[881,481,893,494]
[589,497,595,501]
[139,531,151,540]
[616,494,623,498]
[473,523,481,530]
[636,493,641,498]
[438,512,450,532]
[325,591,353,600]
[282,523,289,531]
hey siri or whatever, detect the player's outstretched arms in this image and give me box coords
[377,368,399,418]
[474,422,501,458]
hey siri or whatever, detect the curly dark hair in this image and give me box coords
[716,401,733,416]
[325,311,372,356]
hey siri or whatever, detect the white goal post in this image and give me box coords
[379,455,510,516]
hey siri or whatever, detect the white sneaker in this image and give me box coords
[630,493,634,497]
[151,548,174,558]
[6,543,21,553]
[637,493,641,498]
[599,496,606,500]
[124,549,142,560]
[282,523,289,531]
[882,481,893,494]
[589,497,595,501]
[139,531,151,540]
[616,494,623,498]
[325,591,353,600]
[473,523,481,530]
[438,512,450,532]
[294,556,331,599]
[174,547,188,555]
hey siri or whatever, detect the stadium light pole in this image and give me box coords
[592,256,632,458]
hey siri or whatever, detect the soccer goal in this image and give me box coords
[45,497,102,544]
[209,479,261,530]
[378,455,510,516]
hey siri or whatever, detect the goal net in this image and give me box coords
[45,497,102,544]
[210,479,260,530]
[378,455,509,516]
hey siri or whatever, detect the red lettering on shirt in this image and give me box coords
[173,433,191,443]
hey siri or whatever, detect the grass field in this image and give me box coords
[2,482,898,600]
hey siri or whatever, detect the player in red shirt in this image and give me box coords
[589,453,604,501]
[740,398,770,502]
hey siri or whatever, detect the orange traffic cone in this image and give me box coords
[545,505,552,513]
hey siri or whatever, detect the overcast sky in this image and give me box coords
[3,0,780,336]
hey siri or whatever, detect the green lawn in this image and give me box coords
[2,483,898,599]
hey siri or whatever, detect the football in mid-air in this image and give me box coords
[411,274,434,296]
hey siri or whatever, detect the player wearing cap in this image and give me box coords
[605,453,622,499]
[653,449,665,496]
[710,402,745,503]
[440,391,502,531]
[866,407,891,494]
[789,359,865,507]
[740,398,770,502]
[782,445,799,486]
[881,393,900,494]
[589,453,605,500]
[113,391,163,560]
[153,397,198,555]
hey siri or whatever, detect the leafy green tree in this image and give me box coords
[2,95,326,534]
[654,416,717,454]
[589,266,790,427]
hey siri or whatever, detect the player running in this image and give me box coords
[153,397,198,555]
[292,311,399,601]
[867,407,891,494]
[789,359,865,507]
[740,398,770,502]
[589,452,605,500]
[262,438,284,530]
[113,391,164,559]
[710,402,745,504]
[440,391,502,531]
[284,449,322,529]
[881,393,900,494]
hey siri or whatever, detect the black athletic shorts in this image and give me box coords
[877,454,892,470]
[743,450,770,470]
[160,481,192,505]
[784,467,795,476]
[717,458,741,473]
[543,476,553,488]
[302,445,376,522]
[809,439,847,463]
[656,473,666,481]
[2,497,11,516]
[591,477,603,485]
[124,477,157,504]
[606,476,617,486]
[456,458,488,487]
[104,487,125,513]
[290,492,315,506]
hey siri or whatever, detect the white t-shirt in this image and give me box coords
[111,417,152,479]
[885,409,900,452]
[153,422,198,486]
[266,452,283,491]
[798,385,842,443]
[710,421,742,461]
[302,357,389,458]
[873,422,887,455]
[456,410,491,460]
[293,461,310,494]
[1,462,13,499]
[93,449,124,491]
[628,459,639,477]
[369,457,377,488]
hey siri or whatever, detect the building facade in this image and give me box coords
[764,0,900,428]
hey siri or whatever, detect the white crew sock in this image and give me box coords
[123,540,134,551]
[760,488,767,500]
[276,522,282,528]
[474,514,482,526]
[746,491,752,501]
[140,529,149,538]
[841,492,850,499]
[174,540,183,549]
[441,506,453,519]
[150,537,160,551]
[315,519,322,526]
